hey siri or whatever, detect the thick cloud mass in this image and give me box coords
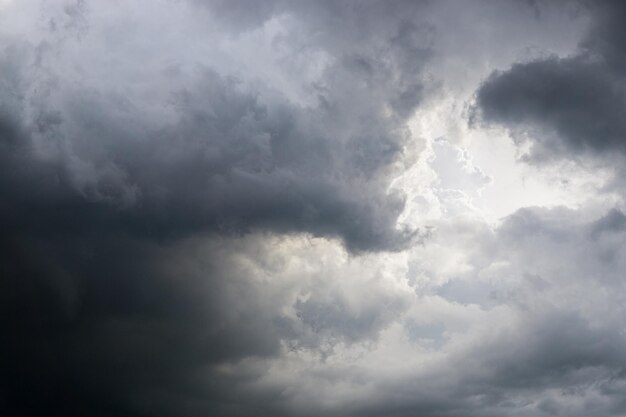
[0,0,427,415]
[3,1,626,417]
[0,0,435,253]
[476,0,626,161]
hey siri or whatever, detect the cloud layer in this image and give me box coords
[3,1,626,417]
[476,0,626,162]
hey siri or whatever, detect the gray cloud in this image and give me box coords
[348,206,626,417]
[0,0,433,415]
[4,1,626,417]
[475,0,626,162]
[0,51,415,252]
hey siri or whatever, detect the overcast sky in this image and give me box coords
[3,1,626,416]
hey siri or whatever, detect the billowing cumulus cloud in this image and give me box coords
[475,0,626,162]
[0,0,432,253]
[0,0,428,414]
[3,1,626,417]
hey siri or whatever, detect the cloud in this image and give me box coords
[4,1,626,417]
[0,0,434,253]
[475,0,626,162]
[0,0,433,415]
[342,205,626,417]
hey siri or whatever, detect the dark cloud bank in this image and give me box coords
[476,0,626,162]
[1,1,427,415]
[3,1,626,416]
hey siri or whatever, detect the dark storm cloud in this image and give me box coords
[0,0,437,253]
[7,1,626,417]
[475,0,626,161]
[0,0,433,415]
[0,60,414,252]
[477,56,626,156]
[0,233,297,416]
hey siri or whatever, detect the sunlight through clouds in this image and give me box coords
[3,1,626,416]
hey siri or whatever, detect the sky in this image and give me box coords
[2,1,626,416]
